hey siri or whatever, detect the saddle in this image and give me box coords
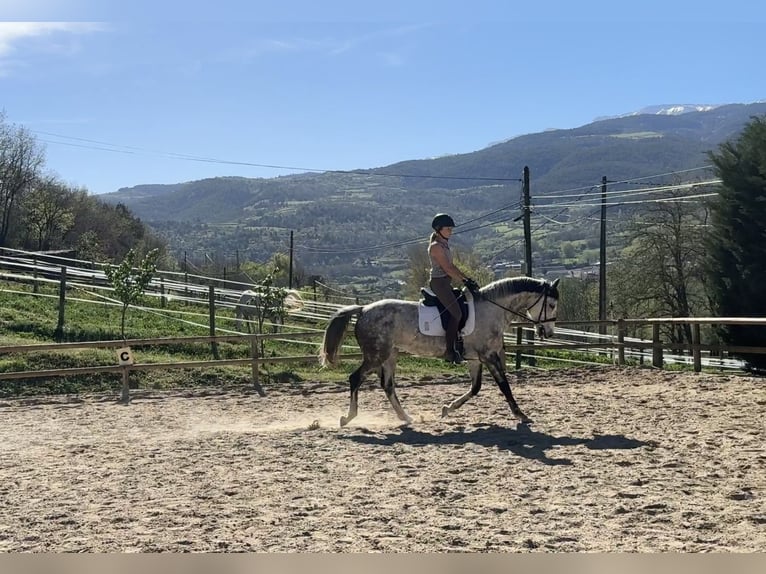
[418,287,474,336]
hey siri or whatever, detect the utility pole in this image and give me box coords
[523,166,532,277]
[288,230,294,289]
[522,166,536,366]
[599,175,607,336]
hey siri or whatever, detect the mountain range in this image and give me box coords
[100,101,766,290]
[594,103,722,121]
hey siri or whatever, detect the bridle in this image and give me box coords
[481,287,557,326]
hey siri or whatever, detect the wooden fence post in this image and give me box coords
[515,326,523,370]
[652,323,663,368]
[54,266,67,342]
[32,256,39,294]
[160,278,166,308]
[121,367,130,403]
[209,285,220,360]
[251,336,266,397]
[692,323,702,373]
[617,318,625,366]
[526,325,536,367]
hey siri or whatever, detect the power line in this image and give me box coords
[35,130,523,183]
[536,179,721,202]
[533,191,718,210]
[606,165,716,186]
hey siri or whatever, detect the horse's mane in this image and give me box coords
[481,276,558,300]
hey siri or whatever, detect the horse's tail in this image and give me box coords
[319,305,364,367]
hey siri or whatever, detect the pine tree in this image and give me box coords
[705,115,766,371]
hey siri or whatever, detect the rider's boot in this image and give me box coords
[444,334,464,365]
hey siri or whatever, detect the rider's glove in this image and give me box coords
[463,277,481,296]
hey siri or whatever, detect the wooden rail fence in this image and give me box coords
[1,317,765,403]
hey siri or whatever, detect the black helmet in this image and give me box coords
[431,213,455,230]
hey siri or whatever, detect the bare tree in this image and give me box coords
[0,113,45,246]
[557,275,599,323]
[610,191,710,345]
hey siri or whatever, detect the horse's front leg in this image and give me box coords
[441,361,483,417]
[380,354,412,425]
[483,351,532,423]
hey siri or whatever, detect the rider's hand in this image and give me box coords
[463,277,480,295]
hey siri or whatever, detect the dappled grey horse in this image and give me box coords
[319,276,560,427]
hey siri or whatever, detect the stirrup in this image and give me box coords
[448,348,464,365]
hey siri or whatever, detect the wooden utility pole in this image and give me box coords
[522,166,536,366]
[288,230,294,289]
[523,166,532,277]
[599,175,607,336]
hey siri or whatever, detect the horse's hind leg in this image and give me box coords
[340,360,374,427]
[380,354,412,425]
[442,361,483,417]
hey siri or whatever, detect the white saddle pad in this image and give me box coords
[417,290,476,337]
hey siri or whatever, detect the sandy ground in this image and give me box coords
[0,366,763,553]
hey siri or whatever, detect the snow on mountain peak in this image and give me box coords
[639,104,720,115]
[595,104,721,122]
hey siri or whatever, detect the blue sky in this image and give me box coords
[1,1,765,194]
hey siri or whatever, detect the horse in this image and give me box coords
[319,276,560,427]
[234,288,304,333]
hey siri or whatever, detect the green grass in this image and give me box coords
[1,280,723,398]
[0,280,466,398]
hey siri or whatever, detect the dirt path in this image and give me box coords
[0,366,763,552]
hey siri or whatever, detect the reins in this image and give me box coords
[480,288,557,325]
[430,283,557,326]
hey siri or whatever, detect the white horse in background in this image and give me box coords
[234,288,304,333]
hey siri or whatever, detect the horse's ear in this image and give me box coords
[550,278,560,289]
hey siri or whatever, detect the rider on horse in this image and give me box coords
[427,213,480,365]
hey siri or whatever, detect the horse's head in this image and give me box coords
[527,278,559,339]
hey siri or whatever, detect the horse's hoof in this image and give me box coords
[339,416,348,427]
[441,405,450,418]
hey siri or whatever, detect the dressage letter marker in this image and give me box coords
[116,347,135,366]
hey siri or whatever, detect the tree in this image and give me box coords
[0,113,45,246]
[76,230,107,263]
[254,275,288,332]
[65,192,168,264]
[246,274,288,357]
[266,251,306,288]
[20,177,75,250]
[705,115,766,371]
[609,190,710,344]
[104,248,160,340]
[405,242,431,299]
[557,276,598,323]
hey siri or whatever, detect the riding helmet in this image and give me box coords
[431,213,456,231]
